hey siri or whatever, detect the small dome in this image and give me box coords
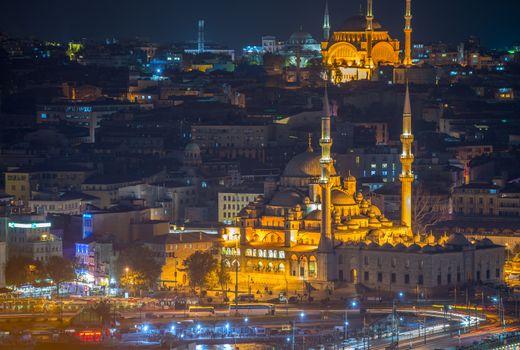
[331,190,356,206]
[421,245,437,253]
[338,15,382,32]
[407,243,421,252]
[356,192,364,201]
[479,238,494,247]
[395,243,406,250]
[369,205,382,217]
[369,217,380,224]
[305,209,322,220]
[283,150,336,178]
[270,190,304,207]
[446,233,471,247]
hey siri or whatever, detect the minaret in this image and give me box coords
[399,84,414,229]
[198,20,205,53]
[323,1,331,41]
[403,0,413,66]
[365,0,374,69]
[318,86,333,252]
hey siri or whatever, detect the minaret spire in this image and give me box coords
[318,84,333,252]
[365,0,374,69]
[400,84,414,230]
[307,133,313,152]
[403,0,413,66]
[323,0,330,41]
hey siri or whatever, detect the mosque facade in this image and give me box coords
[219,87,505,297]
[321,0,413,83]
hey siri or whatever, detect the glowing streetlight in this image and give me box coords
[244,317,249,323]
[300,311,305,318]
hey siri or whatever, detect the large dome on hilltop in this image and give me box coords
[338,15,382,32]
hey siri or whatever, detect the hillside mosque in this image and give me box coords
[220,86,504,297]
[321,0,413,82]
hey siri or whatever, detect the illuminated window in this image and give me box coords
[382,163,388,169]
[370,164,377,169]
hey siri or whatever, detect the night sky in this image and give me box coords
[1,0,519,49]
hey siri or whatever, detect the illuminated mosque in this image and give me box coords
[280,28,322,68]
[221,87,505,296]
[321,0,413,83]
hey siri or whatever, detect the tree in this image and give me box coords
[214,259,232,296]
[115,245,162,293]
[5,256,43,287]
[412,184,451,234]
[93,300,113,327]
[184,251,217,289]
[45,256,76,298]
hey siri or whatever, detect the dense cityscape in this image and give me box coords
[0,0,519,349]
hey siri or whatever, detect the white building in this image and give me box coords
[218,188,263,224]
[7,219,63,263]
[29,191,98,216]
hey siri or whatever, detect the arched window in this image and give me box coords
[278,263,285,272]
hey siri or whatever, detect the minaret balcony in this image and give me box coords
[400,134,414,142]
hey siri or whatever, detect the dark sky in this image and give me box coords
[1,0,519,49]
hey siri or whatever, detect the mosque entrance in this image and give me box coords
[350,269,358,283]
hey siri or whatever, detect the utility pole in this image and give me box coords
[234,234,240,316]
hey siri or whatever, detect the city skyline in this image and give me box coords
[1,0,520,49]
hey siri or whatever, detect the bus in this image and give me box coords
[187,306,215,317]
[229,303,275,316]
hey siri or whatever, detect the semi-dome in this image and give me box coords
[282,150,336,178]
[331,189,356,206]
[269,190,304,207]
[338,15,382,32]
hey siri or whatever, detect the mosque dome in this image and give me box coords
[282,150,336,178]
[338,15,382,32]
[395,243,407,250]
[184,141,202,166]
[331,190,356,206]
[421,245,437,253]
[407,243,421,252]
[269,190,304,207]
[369,205,382,217]
[185,141,200,153]
[446,233,471,247]
[288,30,316,45]
[476,238,494,247]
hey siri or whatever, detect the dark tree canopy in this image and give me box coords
[46,256,76,297]
[184,251,217,289]
[115,245,162,290]
[5,256,42,287]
